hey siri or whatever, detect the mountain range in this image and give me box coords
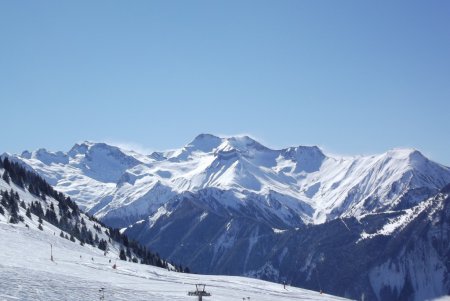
[0,158,346,301]
[5,134,450,300]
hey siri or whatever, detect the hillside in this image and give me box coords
[0,157,177,271]
[0,210,347,300]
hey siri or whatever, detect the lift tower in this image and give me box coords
[188,284,211,301]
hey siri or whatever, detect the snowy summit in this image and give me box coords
[9,134,450,227]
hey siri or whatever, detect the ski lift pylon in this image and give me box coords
[188,284,211,301]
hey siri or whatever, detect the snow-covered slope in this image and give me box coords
[0,223,350,301]
[7,134,450,228]
[0,210,347,301]
[0,159,176,271]
[0,162,349,300]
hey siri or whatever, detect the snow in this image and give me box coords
[245,262,280,280]
[272,228,287,234]
[0,167,348,301]
[363,192,450,301]
[8,134,450,228]
[199,211,208,221]
[225,220,232,231]
[357,194,445,242]
[0,221,349,301]
[148,206,171,228]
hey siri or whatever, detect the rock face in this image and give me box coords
[6,135,450,300]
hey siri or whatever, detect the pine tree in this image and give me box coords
[2,158,10,170]
[60,231,64,238]
[0,192,6,208]
[2,171,10,184]
[31,201,44,218]
[119,249,127,261]
[26,208,32,219]
[38,223,43,231]
[123,235,129,247]
[98,239,108,251]
[58,199,69,215]
[8,191,20,224]
[45,208,58,225]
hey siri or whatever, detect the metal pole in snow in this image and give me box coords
[50,243,53,261]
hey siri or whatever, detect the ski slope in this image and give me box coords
[0,221,349,301]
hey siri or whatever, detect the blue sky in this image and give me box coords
[1,1,449,165]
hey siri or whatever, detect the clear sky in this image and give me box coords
[1,1,449,165]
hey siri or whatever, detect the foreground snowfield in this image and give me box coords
[0,221,349,301]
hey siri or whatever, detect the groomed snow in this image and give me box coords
[0,221,349,301]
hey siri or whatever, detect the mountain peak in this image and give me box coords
[36,147,49,154]
[20,150,32,159]
[282,145,325,159]
[187,134,223,152]
[193,133,221,141]
[384,148,430,166]
[281,145,326,173]
[68,141,125,156]
[220,135,269,152]
[68,141,94,156]
[31,148,68,165]
[386,147,418,157]
[186,134,269,154]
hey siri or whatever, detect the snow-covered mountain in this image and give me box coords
[0,157,350,301]
[5,134,450,300]
[0,158,176,271]
[238,185,450,301]
[8,134,450,228]
[122,183,450,301]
